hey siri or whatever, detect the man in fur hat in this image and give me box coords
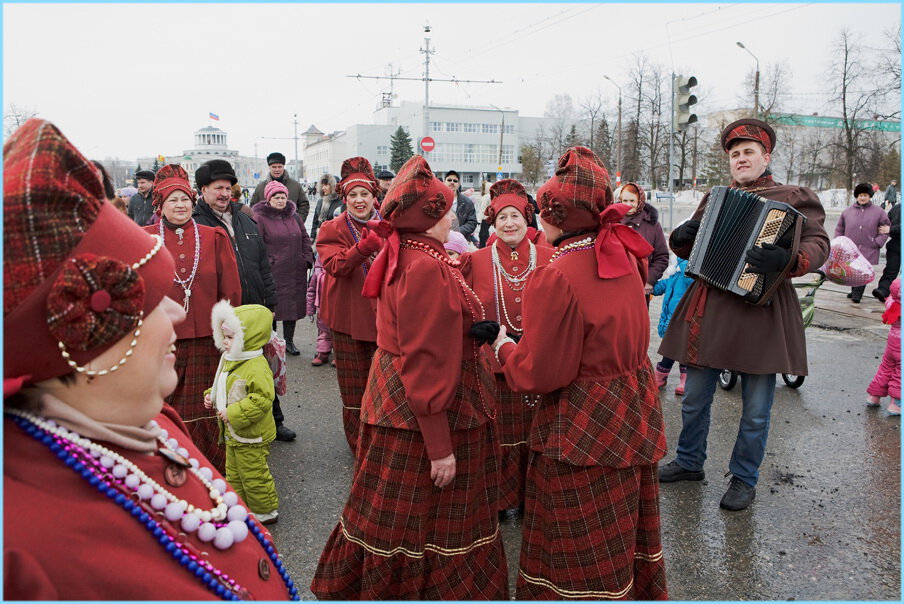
[250,151,310,222]
[658,118,829,511]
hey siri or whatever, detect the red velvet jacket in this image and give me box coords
[316,213,379,342]
[4,406,292,600]
[461,236,555,374]
[144,221,242,340]
[497,234,667,468]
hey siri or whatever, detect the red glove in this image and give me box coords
[366,219,394,238]
[356,229,383,255]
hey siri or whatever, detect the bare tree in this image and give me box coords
[826,29,880,192]
[876,23,902,119]
[4,104,38,136]
[543,94,577,156]
[578,93,604,155]
[519,143,543,188]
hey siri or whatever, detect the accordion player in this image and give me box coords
[686,186,806,306]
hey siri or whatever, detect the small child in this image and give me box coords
[307,256,333,367]
[867,277,901,415]
[444,230,469,260]
[652,257,694,395]
[204,301,280,524]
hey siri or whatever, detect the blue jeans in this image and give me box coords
[675,367,776,487]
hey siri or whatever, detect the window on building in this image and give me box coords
[464,123,479,133]
[431,122,444,132]
[446,122,461,132]
[376,145,389,156]
[464,174,475,184]
[501,145,514,163]
[504,125,515,135]
[464,144,476,163]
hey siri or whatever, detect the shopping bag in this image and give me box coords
[818,236,876,287]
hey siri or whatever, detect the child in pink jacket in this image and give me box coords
[307,256,333,366]
[867,277,900,415]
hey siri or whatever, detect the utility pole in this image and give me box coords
[421,25,433,155]
[602,75,622,187]
[347,25,500,160]
[293,114,299,180]
[668,72,676,233]
[737,41,760,118]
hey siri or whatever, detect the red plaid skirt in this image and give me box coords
[167,336,224,473]
[310,421,509,600]
[516,454,667,600]
[495,374,539,511]
[331,331,377,455]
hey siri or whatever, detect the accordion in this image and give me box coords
[686,186,805,306]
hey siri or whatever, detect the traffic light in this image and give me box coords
[674,75,698,132]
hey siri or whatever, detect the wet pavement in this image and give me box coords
[265,213,900,599]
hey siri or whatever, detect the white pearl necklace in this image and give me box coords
[549,237,594,262]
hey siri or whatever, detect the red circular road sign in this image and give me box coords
[420,136,435,152]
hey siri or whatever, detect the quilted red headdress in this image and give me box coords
[3,119,174,390]
[537,146,652,280]
[485,179,534,224]
[361,155,453,298]
[152,164,195,214]
[338,156,379,199]
[720,118,776,154]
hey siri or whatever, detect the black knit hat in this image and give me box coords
[195,159,237,187]
[135,170,155,181]
[376,169,395,180]
[267,152,286,165]
[854,183,874,198]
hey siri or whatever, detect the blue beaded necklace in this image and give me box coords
[6,414,300,601]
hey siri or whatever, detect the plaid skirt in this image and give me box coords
[310,421,509,600]
[167,336,225,473]
[331,331,377,455]
[516,454,667,600]
[495,374,539,511]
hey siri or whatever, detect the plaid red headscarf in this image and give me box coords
[721,118,776,153]
[485,179,534,224]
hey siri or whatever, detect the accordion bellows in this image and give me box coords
[687,186,805,306]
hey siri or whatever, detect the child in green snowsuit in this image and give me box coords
[204,301,279,524]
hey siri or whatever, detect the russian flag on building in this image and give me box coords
[209,112,220,121]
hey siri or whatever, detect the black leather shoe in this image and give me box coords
[286,342,300,356]
[719,476,756,511]
[275,425,297,442]
[658,460,704,482]
[852,296,861,304]
[847,292,853,299]
[873,288,888,302]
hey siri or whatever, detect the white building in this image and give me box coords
[304,101,575,189]
[137,126,269,188]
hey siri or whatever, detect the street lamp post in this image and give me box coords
[736,41,760,118]
[491,104,505,181]
[602,75,622,188]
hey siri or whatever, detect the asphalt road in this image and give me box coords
[266,299,900,601]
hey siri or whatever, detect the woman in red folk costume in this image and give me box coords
[143,164,242,473]
[490,147,668,600]
[310,155,508,600]
[3,120,297,600]
[315,157,384,455]
[461,178,555,520]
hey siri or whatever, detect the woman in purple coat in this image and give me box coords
[835,182,891,303]
[253,180,315,353]
[619,182,669,299]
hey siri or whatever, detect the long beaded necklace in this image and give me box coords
[400,239,496,420]
[5,410,299,601]
[549,237,594,263]
[345,209,382,275]
[159,219,201,313]
[491,241,537,334]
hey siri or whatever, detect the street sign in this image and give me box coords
[420,136,435,152]
[496,172,503,181]
[253,173,260,179]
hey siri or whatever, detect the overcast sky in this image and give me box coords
[4,2,900,162]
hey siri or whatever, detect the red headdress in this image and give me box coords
[338,156,379,199]
[3,119,174,392]
[152,164,196,215]
[720,118,776,154]
[361,155,453,298]
[485,179,534,224]
[537,146,652,280]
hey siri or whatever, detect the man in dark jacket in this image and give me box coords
[375,169,395,202]
[192,159,296,442]
[884,179,898,209]
[657,118,829,512]
[444,170,478,243]
[251,152,310,222]
[128,170,156,226]
[873,201,900,302]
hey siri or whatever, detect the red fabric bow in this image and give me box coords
[882,301,900,326]
[594,203,654,279]
[362,226,399,299]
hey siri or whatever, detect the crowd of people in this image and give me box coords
[3,114,898,600]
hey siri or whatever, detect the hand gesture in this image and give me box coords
[203,393,212,409]
[470,320,500,345]
[879,225,891,235]
[430,453,456,488]
[671,219,700,248]
[356,228,383,256]
[745,243,791,274]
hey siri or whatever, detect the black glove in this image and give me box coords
[470,320,500,345]
[670,219,700,248]
[745,243,791,274]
